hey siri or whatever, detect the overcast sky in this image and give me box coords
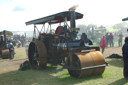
[0,0,128,31]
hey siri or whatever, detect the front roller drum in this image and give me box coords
[1,49,10,59]
[28,40,47,69]
[68,51,106,78]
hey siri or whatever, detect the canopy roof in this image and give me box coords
[26,11,83,25]
[122,17,128,21]
[0,31,13,36]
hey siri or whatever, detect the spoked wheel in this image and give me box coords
[68,51,106,78]
[28,40,47,69]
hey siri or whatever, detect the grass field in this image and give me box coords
[14,47,27,59]
[0,47,128,85]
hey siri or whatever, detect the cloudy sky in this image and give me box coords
[0,0,128,31]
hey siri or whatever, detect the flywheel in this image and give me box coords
[28,40,47,69]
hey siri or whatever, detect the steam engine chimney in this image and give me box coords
[69,11,76,28]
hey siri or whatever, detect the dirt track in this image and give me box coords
[103,47,122,57]
[0,58,27,74]
[0,58,27,67]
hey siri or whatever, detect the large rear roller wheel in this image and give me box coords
[68,51,105,78]
[28,40,47,69]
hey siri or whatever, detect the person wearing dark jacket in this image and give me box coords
[122,37,128,79]
[105,33,109,47]
[80,33,93,46]
[118,32,123,47]
[7,41,14,60]
[109,33,114,47]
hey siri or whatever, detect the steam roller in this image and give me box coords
[25,7,108,78]
[0,30,13,59]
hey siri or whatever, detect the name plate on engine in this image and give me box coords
[53,43,80,47]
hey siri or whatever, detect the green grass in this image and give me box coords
[0,48,128,85]
[0,60,128,85]
[14,47,27,59]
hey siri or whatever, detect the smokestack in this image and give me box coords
[3,30,7,48]
[70,11,76,28]
[69,5,78,28]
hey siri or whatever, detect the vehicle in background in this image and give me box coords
[0,30,13,58]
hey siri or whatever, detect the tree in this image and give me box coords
[77,24,98,39]
[113,22,128,29]
[77,24,87,34]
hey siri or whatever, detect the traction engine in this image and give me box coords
[26,9,107,78]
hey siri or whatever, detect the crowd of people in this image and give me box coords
[12,38,26,48]
[100,32,123,54]
[105,32,123,47]
[99,32,128,79]
[6,38,29,60]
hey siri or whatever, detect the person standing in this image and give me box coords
[100,36,106,53]
[15,39,18,47]
[109,33,114,47]
[18,40,21,48]
[122,37,128,79]
[7,41,14,60]
[118,32,123,47]
[105,33,109,47]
